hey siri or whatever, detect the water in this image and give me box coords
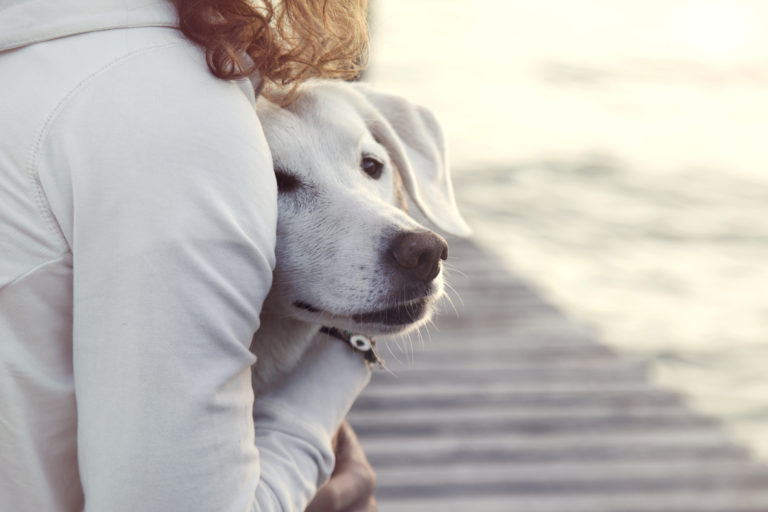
[367,1,768,457]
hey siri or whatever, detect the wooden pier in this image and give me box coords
[348,238,768,512]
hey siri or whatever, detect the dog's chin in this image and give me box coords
[291,297,434,335]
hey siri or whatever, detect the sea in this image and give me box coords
[366,0,768,458]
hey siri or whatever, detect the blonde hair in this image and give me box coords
[173,0,369,98]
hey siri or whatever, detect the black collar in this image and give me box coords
[319,327,384,367]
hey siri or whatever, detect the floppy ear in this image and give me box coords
[348,82,471,237]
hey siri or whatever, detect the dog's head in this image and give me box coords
[256,81,470,335]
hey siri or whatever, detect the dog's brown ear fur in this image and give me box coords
[391,162,409,212]
[345,82,471,237]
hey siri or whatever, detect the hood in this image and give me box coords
[0,0,178,51]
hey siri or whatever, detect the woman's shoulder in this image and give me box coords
[63,28,258,126]
[36,27,274,248]
[44,27,267,170]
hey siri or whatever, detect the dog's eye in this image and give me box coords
[361,156,384,180]
[275,169,301,193]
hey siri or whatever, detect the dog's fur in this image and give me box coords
[250,81,470,392]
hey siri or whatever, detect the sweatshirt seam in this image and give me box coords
[0,23,178,50]
[25,41,183,251]
[0,252,70,293]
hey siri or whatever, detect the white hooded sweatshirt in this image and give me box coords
[0,1,370,511]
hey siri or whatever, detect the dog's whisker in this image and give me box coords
[419,322,433,346]
[404,330,415,365]
[444,280,464,305]
[381,363,397,378]
[442,259,467,277]
[384,339,404,367]
[445,267,467,279]
[425,316,438,334]
[441,290,460,318]
[414,325,424,350]
[443,284,464,314]
[392,333,407,357]
[378,345,397,377]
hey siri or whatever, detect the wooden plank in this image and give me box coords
[371,459,768,491]
[348,405,718,429]
[354,387,685,410]
[351,411,717,437]
[377,493,768,512]
[357,429,743,460]
[363,440,748,467]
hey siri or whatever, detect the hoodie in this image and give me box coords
[0,1,370,511]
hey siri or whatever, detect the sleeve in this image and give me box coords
[38,43,369,512]
[251,338,371,510]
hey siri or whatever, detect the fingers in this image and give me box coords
[334,421,367,467]
[306,469,376,512]
[305,421,377,512]
[347,496,377,512]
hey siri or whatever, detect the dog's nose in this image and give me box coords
[390,231,448,282]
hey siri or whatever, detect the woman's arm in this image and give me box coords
[39,40,368,511]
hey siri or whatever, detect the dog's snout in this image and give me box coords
[390,231,448,282]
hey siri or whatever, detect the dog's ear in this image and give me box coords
[348,82,471,237]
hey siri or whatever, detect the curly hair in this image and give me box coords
[172,0,369,97]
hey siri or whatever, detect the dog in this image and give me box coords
[250,80,471,392]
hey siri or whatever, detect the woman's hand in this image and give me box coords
[306,420,377,512]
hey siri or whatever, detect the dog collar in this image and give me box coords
[319,327,384,368]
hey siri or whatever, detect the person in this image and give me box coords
[0,0,377,510]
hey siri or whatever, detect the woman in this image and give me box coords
[0,0,375,510]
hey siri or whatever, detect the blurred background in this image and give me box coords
[364,0,768,460]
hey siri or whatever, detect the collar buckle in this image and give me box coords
[319,327,385,368]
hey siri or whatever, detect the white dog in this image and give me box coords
[250,81,471,391]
